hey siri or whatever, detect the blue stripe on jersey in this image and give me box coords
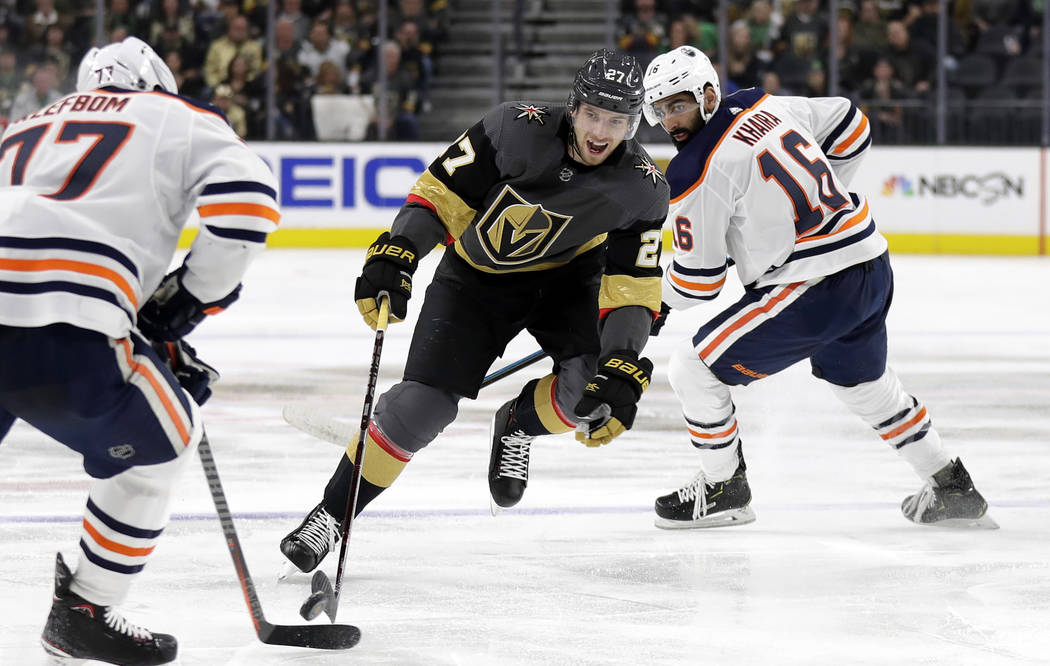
[0,279,133,320]
[808,195,862,237]
[86,498,164,539]
[781,221,877,264]
[820,104,858,155]
[203,224,268,243]
[666,88,767,200]
[671,260,727,277]
[202,180,277,201]
[668,281,717,302]
[79,539,145,574]
[828,135,871,162]
[0,236,138,277]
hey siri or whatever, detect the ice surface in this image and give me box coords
[2,251,1048,665]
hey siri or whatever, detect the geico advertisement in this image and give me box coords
[251,143,1039,236]
[853,147,1038,235]
[252,142,449,227]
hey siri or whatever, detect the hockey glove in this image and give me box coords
[650,302,671,336]
[152,339,220,405]
[355,231,419,330]
[573,350,653,447]
[138,268,241,342]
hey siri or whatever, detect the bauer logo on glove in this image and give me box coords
[573,350,653,447]
[355,232,419,330]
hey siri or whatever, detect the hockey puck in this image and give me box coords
[299,590,330,621]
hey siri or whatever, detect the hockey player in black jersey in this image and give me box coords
[281,50,670,573]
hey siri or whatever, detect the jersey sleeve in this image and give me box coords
[777,95,871,187]
[600,215,665,319]
[662,162,733,310]
[400,105,510,244]
[180,110,280,303]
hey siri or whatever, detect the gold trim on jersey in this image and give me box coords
[598,274,662,312]
[408,169,477,241]
[347,433,409,488]
[454,233,607,273]
[533,374,574,434]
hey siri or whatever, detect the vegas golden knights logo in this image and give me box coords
[476,185,572,265]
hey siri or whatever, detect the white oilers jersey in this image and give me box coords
[0,87,279,338]
[661,88,887,310]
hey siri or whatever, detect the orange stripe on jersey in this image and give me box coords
[82,519,155,557]
[687,421,737,440]
[116,339,191,446]
[699,282,804,361]
[670,273,726,291]
[880,407,928,441]
[197,203,281,224]
[0,257,138,308]
[797,200,870,245]
[832,114,869,155]
[671,94,770,204]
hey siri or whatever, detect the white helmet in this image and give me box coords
[76,37,178,94]
[642,46,721,126]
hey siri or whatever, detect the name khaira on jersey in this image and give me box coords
[19,93,129,123]
[477,185,573,264]
[730,110,782,147]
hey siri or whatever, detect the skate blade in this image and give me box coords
[917,513,1000,530]
[489,496,502,517]
[655,506,757,530]
[277,558,301,581]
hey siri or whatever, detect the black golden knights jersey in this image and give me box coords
[398,101,670,316]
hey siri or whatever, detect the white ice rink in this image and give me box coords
[2,249,1048,665]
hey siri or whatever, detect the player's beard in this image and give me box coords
[669,110,706,150]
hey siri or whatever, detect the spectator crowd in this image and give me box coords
[0,0,448,140]
[618,0,1045,143]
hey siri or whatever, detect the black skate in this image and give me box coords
[488,400,535,515]
[902,458,999,529]
[655,454,756,529]
[280,502,341,573]
[40,553,177,666]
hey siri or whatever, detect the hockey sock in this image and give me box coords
[828,367,950,479]
[322,421,412,519]
[507,375,576,435]
[72,434,200,606]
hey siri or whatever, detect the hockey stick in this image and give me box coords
[198,432,360,649]
[299,297,391,624]
[281,349,549,448]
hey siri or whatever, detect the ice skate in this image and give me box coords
[655,453,755,529]
[280,502,341,573]
[488,401,535,515]
[40,553,177,666]
[902,458,999,529]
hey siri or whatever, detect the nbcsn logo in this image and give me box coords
[881,175,914,197]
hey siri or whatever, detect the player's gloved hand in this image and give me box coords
[152,339,220,405]
[355,231,419,330]
[573,350,653,447]
[138,268,241,342]
[650,302,671,336]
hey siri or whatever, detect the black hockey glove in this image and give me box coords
[138,268,241,342]
[573,350,653,447]
[355,231,419,330]
[152,339,220,405]
[649,302,671,336]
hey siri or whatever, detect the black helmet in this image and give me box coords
[567,49,645,116]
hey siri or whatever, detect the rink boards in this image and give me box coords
[178,142,1049,255]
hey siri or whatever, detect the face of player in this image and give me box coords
[650,91,704,148]
[570,102,632,166]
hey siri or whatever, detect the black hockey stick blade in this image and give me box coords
[299,570,336,621]
[259,619,361,650]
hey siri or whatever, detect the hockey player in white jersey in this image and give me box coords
[641,46,996,531]
[0,37,279,664]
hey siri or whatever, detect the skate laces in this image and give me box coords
[297,508,339,555]
[677,471,711,520]
[103,608,153,641]
[497,430,533,481]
